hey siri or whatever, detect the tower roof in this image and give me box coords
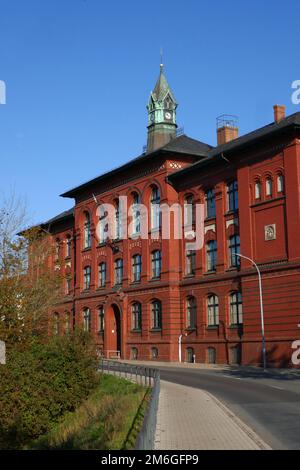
[151,64,177,103]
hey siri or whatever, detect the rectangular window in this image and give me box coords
[132,254,142,282]
[83,266,91,290]
[151,250,162,278]
[151,301,162,329]
[227,181,238,212]
[186,250,196,276]
[114,259,123,285]
[206,189,216,218]
[66,277,72,295]
[132,303,142,330]
[98,307,105,332]
[230,292,243,325]
[206,241,217,272]
[98,262,106,288]
[229,235,240,268]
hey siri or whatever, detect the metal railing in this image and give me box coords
[99,359,160,449]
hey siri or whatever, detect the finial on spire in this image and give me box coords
[160,47,163,72]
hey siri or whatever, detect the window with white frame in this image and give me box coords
[66,235,72,258]
[132,254,142,282]
[83,308,91,332]
[84,212,91,249]
[277,174,284,193]
[114,258,123,285]
[151,250,161,278]
[207,294,219,326]
[186,297,197,329]
[150,186,161,230]
[132,192,141,234]
[230,292,243,325]
[229,234,240,268]
[186,250,196,276]
[131,302,142,330]
[98,262,106,288]
[255,181,261,200]
[205,189,216,218]
[151,300,162,329]
[98,306,105,333]
[266,178,273,197]
[83,266,91,290]
[227,181,238,212]
[206,240,217,271]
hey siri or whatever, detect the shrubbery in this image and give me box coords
[0,331,98,449]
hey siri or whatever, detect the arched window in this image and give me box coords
[98,262,106,288]
[53,312,60,335]
[206,240,217,272]
[83,266,91,290]
[230,292,243,325]
[151,300,162,330]
[151,250,161,278]
[207,347,216,364]
[150,186,161,230]
[131,347,138,360]
[132,192,141,235]
[186,297,197,329]
[83,212,91,249]
[114,258,123,285]
[207,294,219,326]
[229,235,240,268]
[83,308,91,332]
[66,235,72,258]
[98,306,105,333]
[151,347,158,359]
[186,347,194,363]
[277,174,284,193]
[266,178,273,197]
[132,254,142,282]
[255,181,261,200]
[131,302,142,331]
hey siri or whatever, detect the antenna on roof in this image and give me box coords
[160,47,164,71]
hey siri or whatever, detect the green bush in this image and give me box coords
[0,331,98,449]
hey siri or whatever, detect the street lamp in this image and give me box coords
[233,253,267,371]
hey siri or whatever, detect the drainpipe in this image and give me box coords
[178,334,183,363]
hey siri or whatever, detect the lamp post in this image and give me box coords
[233,253,267,371]
[178,334,183,363]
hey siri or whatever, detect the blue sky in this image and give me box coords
[1,0,299,224]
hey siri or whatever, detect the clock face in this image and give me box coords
[164,111,172,121]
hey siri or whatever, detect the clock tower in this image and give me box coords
[146,63,178,152]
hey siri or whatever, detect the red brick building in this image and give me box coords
[39,66,300,367]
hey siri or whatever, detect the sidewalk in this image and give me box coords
[154,380,271,450]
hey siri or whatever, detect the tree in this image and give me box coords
[0,193,63,349]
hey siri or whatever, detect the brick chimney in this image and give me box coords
[217,115,239,146]
[273,104,286,123]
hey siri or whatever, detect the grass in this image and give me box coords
[29,374,149,450]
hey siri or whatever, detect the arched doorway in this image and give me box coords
[105,304,122,359]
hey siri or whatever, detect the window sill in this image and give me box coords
[150,277,161,282]
[82,247,91,253]
[186,327,196,332]
[229,324,243,329]
[184,273,195,278]
[204,270,216,275]
[204,216,216,223]
[150,328,162,332]
[131,329,142,333]
[225,209,238,217]
[206,325,219,330]
[131,280,141,285]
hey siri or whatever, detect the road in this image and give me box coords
[154,366,300,450]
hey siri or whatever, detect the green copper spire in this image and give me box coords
[146,63,178,152]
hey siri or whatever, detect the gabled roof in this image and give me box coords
[168,111,300,185]
[60,134,212,198]
[44,207,74,227]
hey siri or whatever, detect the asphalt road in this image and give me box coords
[155,366,300,450]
